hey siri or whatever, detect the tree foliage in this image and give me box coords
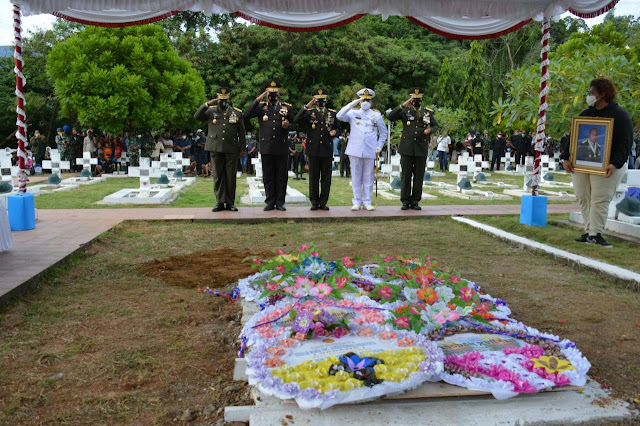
[458,41,488,131]
[47,25,205,135]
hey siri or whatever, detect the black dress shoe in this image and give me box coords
[574,233,589,243]
[310,205,319,211]
[401,204,410,210]
[320,205,329,211]
[264,204,275,211]
[411,204,422,210]
[226,204,238,212]
[276,205,286,211]
[212,203,225,212]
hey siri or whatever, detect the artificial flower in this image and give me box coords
[275,265,286,274]
[357,328,374,337]
[460,286,475,302]
[265,357,285,367]
[397,337,415,347]
[298,244,311,252]
[378,286,393,300]
[252,258,263,265]
[292,311,314,334]
[393,316,410,328]
[266,282,279,291]
[530,356,576,374]
[433,309,460,324]
[335,277,349,288]
[309,282,332,298]
[378,331,397,340]
[341,257,354,268]
[417,288,439,305]
[382,256,394,262]
[449,275,461,284]
[275,249,287,255]
[333,327,346,339]
[416,275,431,287]
[310,251,321,257]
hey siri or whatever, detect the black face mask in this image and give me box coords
[316,100,326,109]
[411,98,422,108]
[268,92,279,103]
[219,100,229,110]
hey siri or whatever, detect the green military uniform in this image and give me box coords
[294,88,342,210]
[60,131,73,163]
[386,87,439,209]
[194,87,246,211]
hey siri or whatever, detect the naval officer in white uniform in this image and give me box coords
[336,88,387,211]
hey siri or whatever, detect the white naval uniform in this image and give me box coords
[337,99,387,206]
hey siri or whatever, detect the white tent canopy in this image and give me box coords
[14,0,619,37]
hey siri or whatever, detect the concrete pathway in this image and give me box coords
[0,203,579,304]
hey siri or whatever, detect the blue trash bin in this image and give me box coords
[520,195,547,227]
[8,192,36,231]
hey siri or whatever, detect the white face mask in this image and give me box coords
[361,101,371,111]
[586,94,597,107]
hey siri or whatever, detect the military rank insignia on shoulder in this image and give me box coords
[282,102,292,107]
[425,107,434,112]
[328,108,336,112]
[233,107,242,112]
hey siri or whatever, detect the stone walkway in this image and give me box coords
[0,203,579,304]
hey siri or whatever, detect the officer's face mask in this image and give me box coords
[219,99,229,110]
[411,98,422,108]
[586,94,598,107]
[268,92,279,103]
[316,99,326,109]
[361,101,371,111]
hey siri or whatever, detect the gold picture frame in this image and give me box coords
[569,116,614,176]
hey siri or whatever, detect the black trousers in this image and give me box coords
[400,155,427,205]
[211,152,237,206]
[308,155,332,207]
[340,155,350,177]
[515,151,526,166]
[262,154,288,207]
[490,151,504,171]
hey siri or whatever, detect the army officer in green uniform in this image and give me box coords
[194,87,245,212]
[245,80,297,211]
[295,88,342,210]
[387,87,438,210]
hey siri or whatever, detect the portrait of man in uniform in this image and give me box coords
[576,126,604,166]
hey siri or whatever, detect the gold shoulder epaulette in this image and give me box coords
[372,109,380,112]
[425,107,434,112]
[233,107,242,112]
[328,108,336,112]
[282,102,292,106]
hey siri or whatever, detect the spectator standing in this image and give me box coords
[490,132,506,171]
[436,132,451,172]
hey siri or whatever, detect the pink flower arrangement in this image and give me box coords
[298,244,311,252]
[460,286,475,302]
[378,286,393,300]
[397,337,415,347]
[416,275,431,287]
[266,282,279,291]
[275,249,287,255]
[310,251,321,257]
[357,328,374,337]
[520,360,572,386]
[378,331,397,340]
[433,309,460,324]
[449,275,461,284]
[503,345,545,359]
[474,302,490,314]
[283,276,332,298]
[393,316,410,328]
[333,327,346,338]
[252,258,263,265]
[382,256,394,263]
[353,311,385,325]
[341,257,355,268]
[275,265,286,274]
[446,353,537,394]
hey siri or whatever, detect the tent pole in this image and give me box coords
[13,3,27,193]
[531,19,550,196]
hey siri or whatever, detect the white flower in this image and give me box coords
[435,286,454,303]
[403,287,419,304]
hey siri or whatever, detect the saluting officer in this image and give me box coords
[246,80,296,211]
[387,87,438,210]
[295,88,342,211]
[194,87,246,212]
[337,88,387,211]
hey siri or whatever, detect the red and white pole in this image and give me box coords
[13,3,27,193]
[531,19,550,196]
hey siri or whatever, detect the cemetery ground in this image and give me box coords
[1,218,639,424]
[29,171,576,210]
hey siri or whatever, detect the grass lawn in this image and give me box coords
[33,171,575,209]
[1,218,639,424]
[472,213,640,274]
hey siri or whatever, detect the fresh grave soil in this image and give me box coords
[139,248,271,289]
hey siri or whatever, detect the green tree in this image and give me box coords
[435,57,454,108]
[458,41,488,130]
[47,25,205,135]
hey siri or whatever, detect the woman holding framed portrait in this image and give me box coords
[560,78,634,248]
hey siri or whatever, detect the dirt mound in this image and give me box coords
[140,247,270,289]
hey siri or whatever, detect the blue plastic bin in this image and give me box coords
[8,192,36,231]
[520,195,547,227]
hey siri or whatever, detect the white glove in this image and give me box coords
[376,148,382,154]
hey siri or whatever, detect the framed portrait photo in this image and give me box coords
[569,116,614,176]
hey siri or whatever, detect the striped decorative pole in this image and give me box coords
[14,3,27,193]
[531,19,550,196]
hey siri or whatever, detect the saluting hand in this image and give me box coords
[282,119,290,129]
[402,98,413,108]
[306,99,316,108]
[257,90,269,101]
[206,98,219,107]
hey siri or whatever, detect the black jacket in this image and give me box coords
[246,99,296,156]
[387,105,438,157]
[294,107,341,158]
[561,102,633,169]
[491,137,506,153]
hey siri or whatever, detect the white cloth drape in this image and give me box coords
[0,198,13,252]
[15,0,619,36]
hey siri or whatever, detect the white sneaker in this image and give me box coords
[351,204,361,211]
[364,204,375,211]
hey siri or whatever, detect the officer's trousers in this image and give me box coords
[262,154,288,207]
[400,155,427,205]
[211,152,237,206]
[308,155,332,207]
[349,155,375,206]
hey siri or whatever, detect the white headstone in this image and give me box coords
[251,154,263,178]
[75,151,97,173]
[42,148,71,179]
[0,148,13,182]
[501,152,514,171]
[523,156,535,191]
